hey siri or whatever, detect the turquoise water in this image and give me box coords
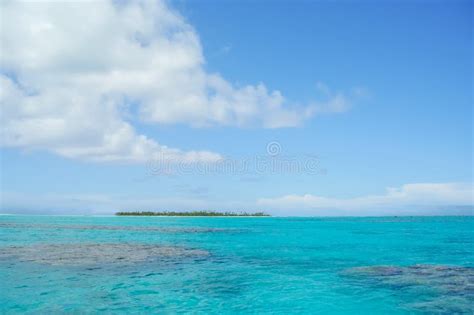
[0,215,473,314]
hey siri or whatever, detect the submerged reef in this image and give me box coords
[0,222,240,234]
[343,264,474,313]
[0,243,209,266]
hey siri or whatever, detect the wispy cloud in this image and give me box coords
[0,191,251,215]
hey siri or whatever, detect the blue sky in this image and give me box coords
[0,0,472,215]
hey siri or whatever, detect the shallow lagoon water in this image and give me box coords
[1,215,473,313]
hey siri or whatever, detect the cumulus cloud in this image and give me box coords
[0,75,222,163]
[0,0,222,163]
[0,0,355,163]
[257,183,474,216]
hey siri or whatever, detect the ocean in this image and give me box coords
[1,215,473,314]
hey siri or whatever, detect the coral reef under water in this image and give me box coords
[0,222,237,234]
[0,243,209,266]
[343,264,474,313]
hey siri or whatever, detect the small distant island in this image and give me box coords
[116,211,270,217]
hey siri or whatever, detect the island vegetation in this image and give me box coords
[115,211,270,217]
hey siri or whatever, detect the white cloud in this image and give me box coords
[0,75,221,163]
[257,183,474,216]
[0,0,354,163]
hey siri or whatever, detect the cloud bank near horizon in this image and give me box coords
[0,0,355,164]
[258,182,474,216]
[1,182,472,216]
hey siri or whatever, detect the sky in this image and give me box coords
[0,0,472,216]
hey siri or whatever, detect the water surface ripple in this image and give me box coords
[1,215,472,313]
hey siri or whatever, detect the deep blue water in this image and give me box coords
[0,215,473,314]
